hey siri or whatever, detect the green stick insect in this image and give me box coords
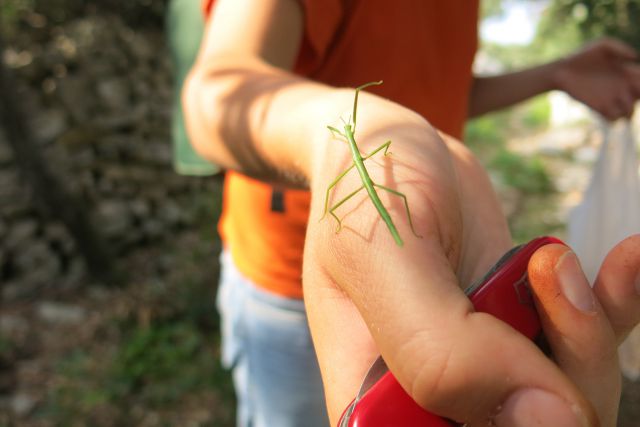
[322,81,421,247]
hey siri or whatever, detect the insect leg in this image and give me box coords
[327,125,348,141]
[328,185,365,233]
[321,164,356,219]
[362,140,392,161]
[373,184,422,238]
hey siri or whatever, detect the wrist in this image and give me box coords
[549,56,571,93]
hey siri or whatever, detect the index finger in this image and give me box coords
[593,234,640,344]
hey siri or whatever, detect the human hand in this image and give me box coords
[498,236,640,427]
[302,100,605,426]
[554,38,640,121]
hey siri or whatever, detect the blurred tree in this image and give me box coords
[482,0,506,18]
[541,0,640,49]
[480,0,640,68]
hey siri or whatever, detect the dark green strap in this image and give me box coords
[167,0,219,176]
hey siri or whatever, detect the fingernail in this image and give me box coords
[555,252,596,313]
[494,388,589,427]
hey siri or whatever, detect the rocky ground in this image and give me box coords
[0,3,638,427]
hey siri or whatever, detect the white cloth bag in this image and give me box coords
[567,120,640,380]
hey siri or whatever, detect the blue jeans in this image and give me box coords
[217,250,330,427]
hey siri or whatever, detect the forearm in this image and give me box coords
[468,60,562,118]
[183,56,335,187]
[185,59,470,417]
[183,52,457,189]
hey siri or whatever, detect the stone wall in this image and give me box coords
[1,11,219,299]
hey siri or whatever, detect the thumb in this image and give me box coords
[413,310,598,427]
[374,241,599,427]
[318,234,600,426]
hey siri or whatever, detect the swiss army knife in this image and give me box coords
[338,236,563,427]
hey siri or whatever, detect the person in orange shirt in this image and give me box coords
[184,1,640,426]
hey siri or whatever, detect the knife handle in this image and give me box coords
[338,236,563,426]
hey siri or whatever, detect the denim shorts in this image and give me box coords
[217,250,330,427]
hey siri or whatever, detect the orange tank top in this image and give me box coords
[204,0,479,298]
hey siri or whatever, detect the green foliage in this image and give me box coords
[529,4,584,61]
[521,95,551,130]
[542,0,640,49]
[113,323,202,397]
[44,320,235,423]
[465,95,551,156]
[490,150,555,195]
[479,0,640,70]
[0,0,34,36]
[110,319,234,410]
[481,0,506,19]
[43,350,113,423]
[465,110,513,157]
[467,107,554,196]
[510,201,565,243]
[465,102,558,243]
[0,334,12,355]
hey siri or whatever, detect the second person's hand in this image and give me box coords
[554,38,640,120]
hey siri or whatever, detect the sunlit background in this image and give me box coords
[1,1,639,425]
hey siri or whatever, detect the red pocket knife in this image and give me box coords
[338,236,563,427]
